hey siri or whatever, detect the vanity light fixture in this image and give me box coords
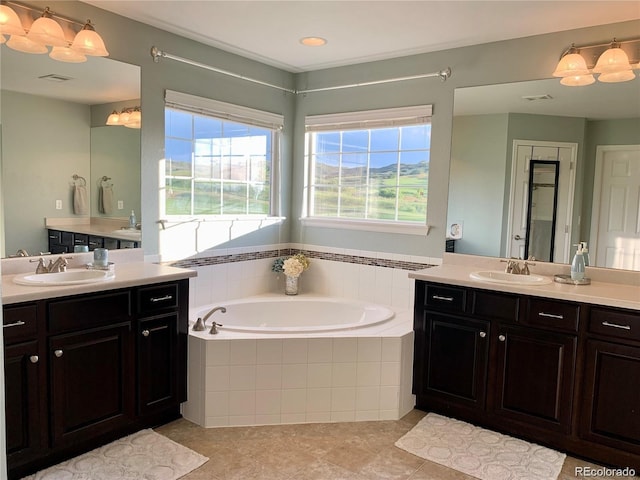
[553,37,639,86]
[1,1,109,63]
[106,107,141,129]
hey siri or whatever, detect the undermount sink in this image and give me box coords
[469,270,552,286]
[13,269,114,286]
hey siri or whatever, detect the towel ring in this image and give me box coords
[72,174,87,186]
[100,176,113,187]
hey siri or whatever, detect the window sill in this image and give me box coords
[300,217,430,235]
[159,215,285,224]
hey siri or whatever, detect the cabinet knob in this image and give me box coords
[54,349,64,358]
[498,335,506,342]
[479,331,486,338]
[142,329,150,337]
[30,355,39,364]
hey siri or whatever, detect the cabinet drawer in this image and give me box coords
[73,234,88,246]
[424,284,466,313]
[526,298,579,332]
[88,236,104,250]
[48,291,131,333]
[3,304,38,343]
[472,290,520,322]
[589,308,640,342]
[138,283,179,313]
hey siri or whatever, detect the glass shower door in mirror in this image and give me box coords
[507,141,577,263]
[525,160,559,262]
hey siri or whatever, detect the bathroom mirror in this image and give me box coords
[449,76,640,270]
[0,48,140,257]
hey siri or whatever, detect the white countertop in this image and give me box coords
[409,262,640,311]
[1,262,196,305]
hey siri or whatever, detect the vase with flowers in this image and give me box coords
[272,253,310,295]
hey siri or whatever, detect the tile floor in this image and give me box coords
[156,410,638,480]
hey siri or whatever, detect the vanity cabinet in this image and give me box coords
[413,280,640,470]
[413,283,489,419]
[580,306,640,460]
[2,303,45,471]
[47,228,140,253]
[135,281,188,416]
[3,279,189,479]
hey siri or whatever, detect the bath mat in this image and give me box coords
[21,429,208,480]
[395,413,566,480]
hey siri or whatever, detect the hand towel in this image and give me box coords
[101,185,114,215]
[73,184,88,215]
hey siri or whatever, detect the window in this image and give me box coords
[305,106,432,225]
[164,91,283,216]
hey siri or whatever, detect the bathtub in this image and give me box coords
[192,296,395,333]
[184,294,415,428]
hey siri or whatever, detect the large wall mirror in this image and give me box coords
[0,48,140,258]
[448,76,640,271]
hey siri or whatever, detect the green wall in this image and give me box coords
[2,1,638,260]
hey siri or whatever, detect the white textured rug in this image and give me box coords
[22,429,208,480]
[395,413,566,480]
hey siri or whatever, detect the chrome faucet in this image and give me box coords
[501,259,535,275]
[30,256,71,274]
[192,306,226,334]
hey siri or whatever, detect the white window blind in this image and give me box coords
[165,90,284,131]
[305,105,432,131]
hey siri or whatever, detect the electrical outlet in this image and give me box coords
[117,200,124,210]
[55,200,62,210]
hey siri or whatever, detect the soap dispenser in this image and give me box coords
[571,244,585,281]
[580,241,590,267]
[129,210,137,229]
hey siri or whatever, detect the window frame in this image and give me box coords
[163,90,284,219]
[302,105,432,235]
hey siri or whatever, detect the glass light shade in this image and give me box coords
[119,111,131,124]
[1,34,5,44]
[106,111,120,125]
[27,16,68,47]
[552,53,590,77]
[560,74,595,86]
[0,5,24,36]
[50,46,87,63]
[126,110,142,125]
[71,24,109,56]
[593,46,632,74]
[6,34,48,53]
[598,70,636,83]
[124,121,141,129]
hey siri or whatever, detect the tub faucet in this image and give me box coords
[193,306,226,333]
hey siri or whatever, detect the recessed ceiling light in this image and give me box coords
[300,36,327,47]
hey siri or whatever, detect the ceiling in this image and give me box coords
[85,0,640,73]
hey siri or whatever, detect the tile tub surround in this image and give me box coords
[179,243,438,311]
[183,329,415,428]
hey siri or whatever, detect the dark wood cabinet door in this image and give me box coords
[416,312,489,410]
[4,340,43,466]
[49,322,134,447]
[493,325,576,433]
[137,313,179,416]
[580,340,640,455]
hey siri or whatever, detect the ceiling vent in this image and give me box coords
[38,74,73,83]
[521,94,553,101]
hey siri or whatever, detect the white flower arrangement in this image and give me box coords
[272,253,310,278]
